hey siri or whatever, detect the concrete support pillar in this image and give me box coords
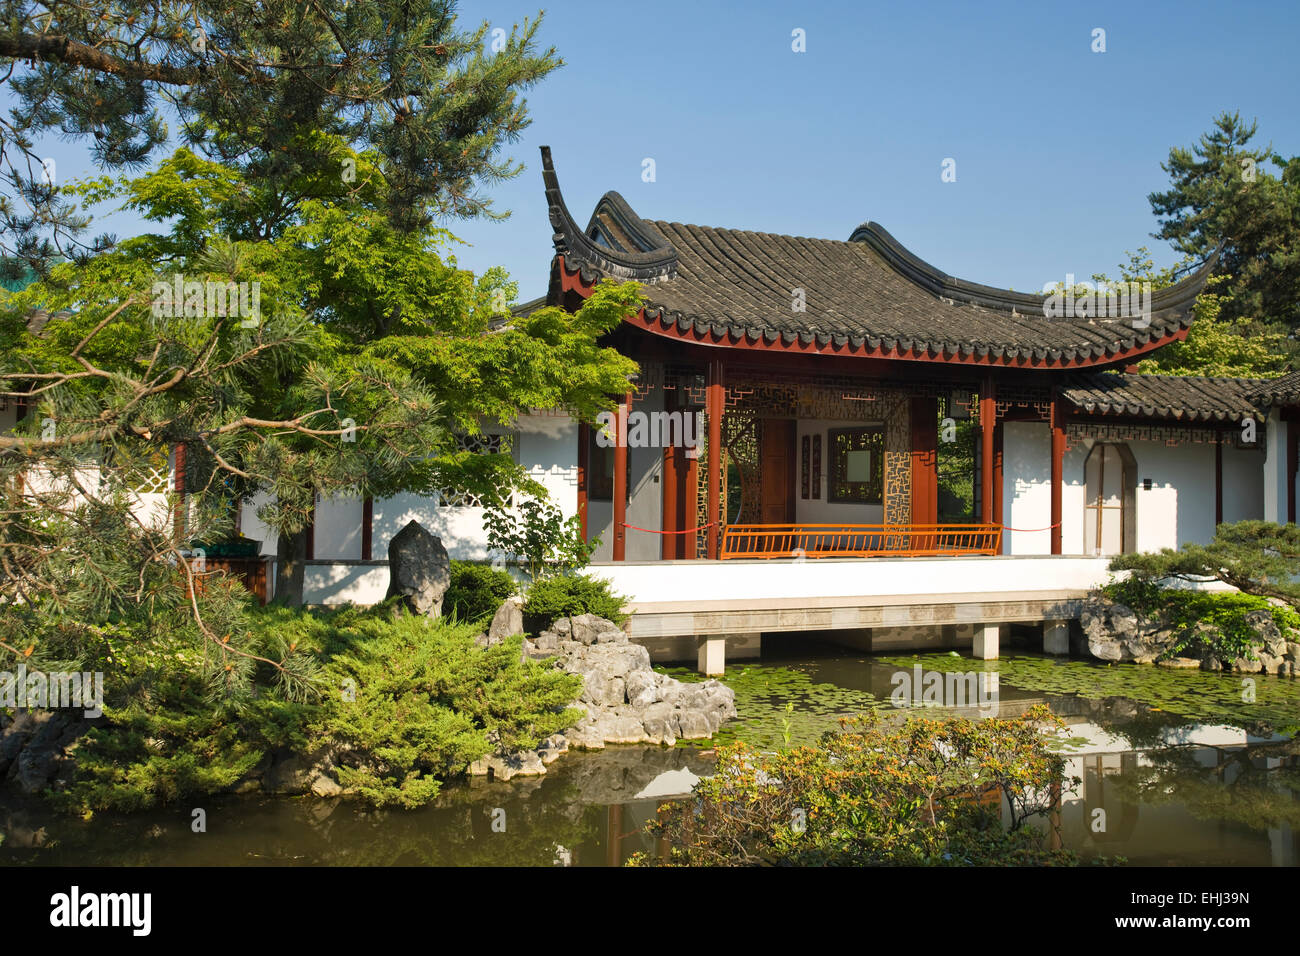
[697,634,726,676]
[1043,619,1070,656]
[973,623,1000,661]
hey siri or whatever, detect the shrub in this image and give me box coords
[444,561,518,624]
[1102,577,1299,660]
[51,602,582,812]
[522,573,627,635]
[309,611,582,808]
[631,705,1078,867]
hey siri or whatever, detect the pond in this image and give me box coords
[2,640,1297,866]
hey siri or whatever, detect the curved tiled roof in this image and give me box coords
[1246,369,1300,406]
[1061,372,1267,423]
[541,147,1215,369]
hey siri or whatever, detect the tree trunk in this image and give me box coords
[275,528,308,607]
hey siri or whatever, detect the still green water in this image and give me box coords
[2,640,1297,866]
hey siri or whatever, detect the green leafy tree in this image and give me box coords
[0,1,560,275]
[1109,520,1300,610]
[1148,112,1300,340]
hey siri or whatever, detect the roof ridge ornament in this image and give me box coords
[540,146,678,286]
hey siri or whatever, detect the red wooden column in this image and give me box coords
[910,396,938,524]
[612,392,631,561]
[577,421,590,542]
[980,377,996,526]
[1050,392,1065,555]
[706,359,725,559]
[993,419,1004,528]
[361,498,374,560]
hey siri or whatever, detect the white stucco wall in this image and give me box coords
[250,412,579,602]
[1001,424,1240,556]
[1222,443,1265,524]
[1130,439,1216,552]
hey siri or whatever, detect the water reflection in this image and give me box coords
[2,649,1297,866]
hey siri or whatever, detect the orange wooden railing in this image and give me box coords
[720,523,1002,559]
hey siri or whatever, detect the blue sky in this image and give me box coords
[23,0,1300,302]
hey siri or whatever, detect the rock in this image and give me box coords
[1108,604,1139,641]
[580,671,625,708]
[1202,655,1223,672]
[1157,657,1202,669]
[676,709,713,739]
[487,750,547,781]
[597,716,648,745]
[537,734,569,765]
[534,630,560,652]
[309,773,342,798]
[625,670,659,708]
[1231,656,1264,674]
[384,520,451,617]
[565,722,606,751]
[2,710,86,794]
[640,702,680,745]
[467,756,492,776]
[553,614,625,646]
[265,746,336,795]
[488,595,525,644]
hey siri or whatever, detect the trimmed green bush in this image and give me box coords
[444,560,518,624]
[523,574,627,635]
[51,601,582,812]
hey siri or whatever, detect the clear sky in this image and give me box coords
[19,0,1300,303]
[447,0,1300,301]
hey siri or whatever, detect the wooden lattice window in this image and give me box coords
[828,426,883,504]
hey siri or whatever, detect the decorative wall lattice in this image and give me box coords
[881,393,912,525]
[1065,421,1252,449]
[440,432,514,507]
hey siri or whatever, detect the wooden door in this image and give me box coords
[760,419,797,524]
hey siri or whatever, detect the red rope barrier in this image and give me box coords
[620,521,717,535]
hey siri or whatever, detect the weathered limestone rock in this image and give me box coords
[487,595,525,644]
[537,734,569,765]
[384,520,451,617]
[625,669,659,708]
[514,614,740,759]
[486,750,547,780]
[309,773,343,798]
[676,709,713,739]
[264,746,337,795]
[1,710,90,794]
[552,614,625,646]
[1081,592,1299,675]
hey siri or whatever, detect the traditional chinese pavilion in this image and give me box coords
[532,146,1277,567]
